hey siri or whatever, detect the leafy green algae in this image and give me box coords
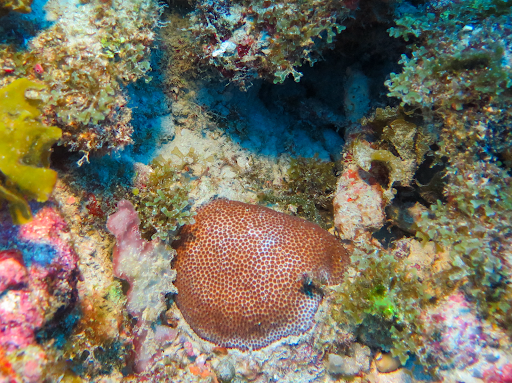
[259,155,338,229]
[131,155,196,242]
[0,79,62,224]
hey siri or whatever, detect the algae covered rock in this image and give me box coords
[0,78,61,224]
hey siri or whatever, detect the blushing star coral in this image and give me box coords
[172,199,350,350]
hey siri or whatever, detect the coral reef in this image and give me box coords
[416,159,512,328]
[386,0,512,333]
[387,0,512,111]
[172,198,349,350]
[0,250,44,352]
[329,239,433,365]
[420,292,489,370]
[0,78,61,224]
[186,0,353,87]
[333,162,386,240]
[259,155,338,229]
[2,0,512,380]
[0,0,32,16]
[326,343,371,376]
[333,106,434,239]
[483,363,512,383]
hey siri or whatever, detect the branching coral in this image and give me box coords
[0,78,61,224]
[186,0,352,88]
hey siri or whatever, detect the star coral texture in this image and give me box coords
[173,199,349,350]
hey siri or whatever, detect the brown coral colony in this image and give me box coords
[172,199,350,350]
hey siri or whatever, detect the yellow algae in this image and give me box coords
[0,78,61,224]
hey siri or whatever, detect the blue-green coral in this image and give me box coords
[0,78,61,224]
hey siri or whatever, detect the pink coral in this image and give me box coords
[0,249,43,353]
[0,205,78,381]
[0,250,27,291]
[422,292,487,369]
[483,363,512,383]
[107,200,176,320]
[107,200,177,373]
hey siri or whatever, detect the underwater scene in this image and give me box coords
[1,0,512,381]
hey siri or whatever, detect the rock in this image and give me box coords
[328,353,360,376]
[377,368,413,383]
[333,164,386,240]
[214,358,236,383]
[327,343,371,376]
[375,352,401,373]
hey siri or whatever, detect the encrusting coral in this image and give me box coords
[172,198,350,350]
[107,199,178,373]
[0,78,61,224]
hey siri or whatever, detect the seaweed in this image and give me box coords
[0,78,61,224]
[259,155,338,229]
[130,155,195,242]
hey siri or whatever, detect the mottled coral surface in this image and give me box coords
[173,199,349,350]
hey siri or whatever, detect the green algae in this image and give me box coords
[0,78,61,224]
[258,155,338,229]
[130,155,196,242]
